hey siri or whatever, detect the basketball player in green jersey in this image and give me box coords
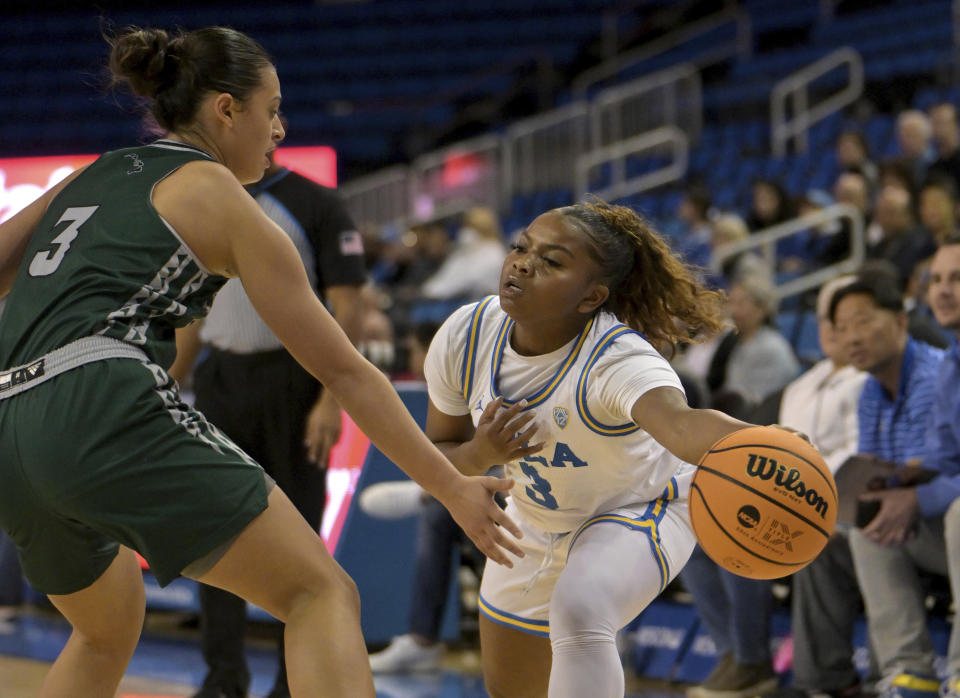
[0,26,521,698]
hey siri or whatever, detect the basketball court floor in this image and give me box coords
[0,605,687,697]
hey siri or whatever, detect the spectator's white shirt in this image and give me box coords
[778,359,867,474]
[420,227,507,300]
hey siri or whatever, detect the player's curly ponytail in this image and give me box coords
[108,26,273,134]
[560,199,726,355]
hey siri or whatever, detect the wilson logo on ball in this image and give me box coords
[745,453,829,519]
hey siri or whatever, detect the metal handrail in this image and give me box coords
[501,101,590,203]
[339,165,410,231]
[409,133,503,222]
[771,47,864,157]
[575,125,688,201]
[710,204,865,301]
[589,62,702,147]
[572,6,751,97]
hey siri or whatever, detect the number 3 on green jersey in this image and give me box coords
[29,205,99,277]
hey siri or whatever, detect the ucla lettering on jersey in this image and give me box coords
[0,140,227,370]
[425,296,696,533]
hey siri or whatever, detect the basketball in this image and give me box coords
[690,426,838,580]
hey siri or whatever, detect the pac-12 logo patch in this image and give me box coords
[553,406,569,429]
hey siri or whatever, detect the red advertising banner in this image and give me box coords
[0,145,337,223]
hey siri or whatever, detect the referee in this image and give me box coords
[171,152,366,698]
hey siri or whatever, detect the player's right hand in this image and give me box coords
[471,397,545,465]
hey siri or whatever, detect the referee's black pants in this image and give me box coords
[192,347,325,697]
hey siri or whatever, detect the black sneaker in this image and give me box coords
[690,661,779,698]
[687,653,736,698]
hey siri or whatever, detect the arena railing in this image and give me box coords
[501,101,590,204]
[771,47,864,157]
[571,6,751,98]
[342,62,704,229]
[408,133,504,224]
[709,203,865,302]
[575,125,689,202]
[339,165,411,233]
[589,62,702,148]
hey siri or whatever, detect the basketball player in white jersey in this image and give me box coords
[424,200,768,697]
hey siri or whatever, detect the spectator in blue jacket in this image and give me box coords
[834,243,959,698]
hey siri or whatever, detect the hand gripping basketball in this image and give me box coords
[690,426,838,579]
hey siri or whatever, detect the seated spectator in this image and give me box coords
[895,110,934,189]
[814,171,870,267]
[927,103,960,193]
[683,275,800,698]
[858,260,950,350]
[878,158,919,201]
[356,283,396,373]
[675,183,714,268]
[867,185,936,291]
[717,274,800,416]
[836,130,878,190]
[780,275,867,474]
[762,275,872,698]
[839,241,960,698]
[781,189,837,273]
[747,178,794,234]
[395,222,453,296]
[710,213,772,286]
[419,207,506,301]
[919,176,959,246]
[682,541,778,698]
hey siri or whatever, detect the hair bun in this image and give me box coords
[109,27,180,99]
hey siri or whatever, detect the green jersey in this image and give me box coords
[0,140,228,369]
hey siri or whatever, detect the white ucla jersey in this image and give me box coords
[424,296,697,532]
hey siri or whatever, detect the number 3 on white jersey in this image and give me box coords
[28,205,99,277]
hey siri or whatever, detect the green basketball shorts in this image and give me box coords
[0,353,269,595]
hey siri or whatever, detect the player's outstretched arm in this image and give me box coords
[154,161,523,565]
[631,386,751,465]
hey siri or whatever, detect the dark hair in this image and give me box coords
[683,184,712,219]
[560,200,726,354]
[859,258,908,293]
[836,129,871,157]
[920,174,960,202]
[828,272,904,323]
[108,26,273,133]
[410,321,441,347]
[749,177,794,226]
[878,157,918,195]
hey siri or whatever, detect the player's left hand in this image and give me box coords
[769,424,811,443]
[859,487,919,546]
[304,392,342,467]
[439,474,524,568]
